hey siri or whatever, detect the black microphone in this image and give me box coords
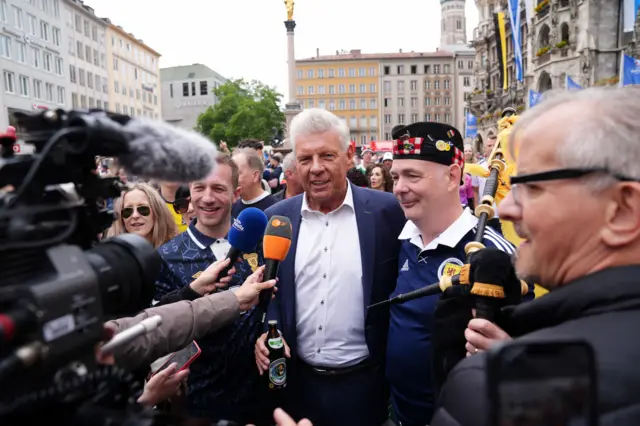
[368,274,464,309]
[258,216,293,323]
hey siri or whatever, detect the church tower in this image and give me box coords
[440,0,467,49]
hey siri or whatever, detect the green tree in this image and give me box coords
[195,79,285,149]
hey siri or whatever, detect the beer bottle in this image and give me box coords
[266,320,287,390]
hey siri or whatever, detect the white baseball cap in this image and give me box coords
[382,152,393,161]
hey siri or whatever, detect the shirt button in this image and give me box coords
[318,325,323,330]
[324,247,328,252]
[325,222,329,227]
[323,273,327,279]
[317,349,321,353]
[321,300,324,305]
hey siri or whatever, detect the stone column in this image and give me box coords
[283,20,301,148]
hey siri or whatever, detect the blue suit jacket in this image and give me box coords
[264,183,407,366]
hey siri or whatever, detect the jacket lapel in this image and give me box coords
[352,185,375,311]
[281,196,303,327]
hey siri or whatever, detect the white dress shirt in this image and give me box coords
[294,183,369,368]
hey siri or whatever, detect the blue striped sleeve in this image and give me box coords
[482,226,516,254]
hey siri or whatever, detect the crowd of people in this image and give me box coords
[8,86,639,426]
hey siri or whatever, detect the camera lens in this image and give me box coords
[86,233,161,317]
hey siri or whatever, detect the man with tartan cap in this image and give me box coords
[385,122,517,426]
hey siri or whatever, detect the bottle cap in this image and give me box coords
[268,320,278,326]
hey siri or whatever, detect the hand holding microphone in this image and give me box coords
[189,258,236,296]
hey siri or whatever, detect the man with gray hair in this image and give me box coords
[254,108,406,426]
[231,147,278,217]
[274,152,304,201]
[431,87,640,426]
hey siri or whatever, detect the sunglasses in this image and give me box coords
[122,205,151,219]
[173,197,191,214]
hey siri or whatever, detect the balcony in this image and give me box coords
[535,0,550,19]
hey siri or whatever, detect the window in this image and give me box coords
[444,80,451,89]
[435,113,441,122]
[74,14,82,33]
[369,67,376,77]
[43,52,51,72]
[3,71,14,93]
[444,64,450,74]
[370,83,376,93]
[456,20,462,30]
[0,35,10,58]
[12,5,22,29]
[318,100,325,109]
[96,100,102,109]
[40,20,49,41]
[40,0,48,13]
[52,27,60,46]
[425,97,431,106]
[89,97,94,107]
[27,14,36,35]
[328,69,334,77]
[435,97,441,106]
[45,82,53,101]
[16,41,26,62]
[71,92,78,108]
[78,68,85,86]
[80,95,86,108]
[297,86,303,95]
[398,98,404,107]
[114,80,119,92]
[31,47,40,67]
[33,79,42,99]
[463,77,470,86]
[54,56,62,75]
[69,65,76,82]
[0,1,6,22]
[424,65,430,74]
[384,81,391,92]
[384,114,391,124]
[410,80,417,91]
[411,97,418,107]
[191,81,195,96]
[95,75,100,90]
[349,68,355,77]
[338,84,345,94]
[83,20,89,37]
[18,75,28,96]
[93,49,99,66]
[102,77,108,93]
[435,80,440,89]
[349,99,356,110]
[338,68,345,77]
[434,65,440,74]
[87,72,93,88]
[359,67,365,77]
[318,85,325,94]
[113,57,118,71]
[92,25,97,41]
[458,60,463,69]
[397,65,404,75]
[328,85,335,94]
[76,41,83,59]
[384,66,390,75]
[444,113,451,123]
[52,0,59,17]
[182,82,188,96]
[318,69,324,78]
[360,99,366,109]
[85,46,91,63]
[329,100,335,110]
[445,97,451,105]
[339,100,345,110]
[349,84,355,93]
[115,103,120,113]
[370,99,376,109]
[425,113,431,121]
[468,60,474,69]
[297,70,303,79]
[398,114,405,124]
[411,113,418,123]
[136,89,140,100]
[411,65,417,74]
[397,81,405,91]
[424,80,430,90]
[307,70,313,78]
[308,86,314,95]
[360,135,367,145]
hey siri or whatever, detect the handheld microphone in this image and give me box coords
[258,216,293,323]
[215,208,268,284]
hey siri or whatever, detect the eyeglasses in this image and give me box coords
[509,167,638,205]
[173,197,191,214]
[122,205,151,219]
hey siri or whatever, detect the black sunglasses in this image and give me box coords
[122,205,151,219]
[173,197,191,214]
[510,168,638,185]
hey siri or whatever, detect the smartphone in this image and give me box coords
[487,340,598,426]
[153,340,201,376]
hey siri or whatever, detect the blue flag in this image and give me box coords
[465,112,477,138]
[621,54,640,86]
[507,0,524,82]
[566,75,583,90]
[529,90,542,108]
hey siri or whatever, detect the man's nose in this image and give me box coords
[499,190,520,222]
[310,156,324,173]
[393,178,407,195]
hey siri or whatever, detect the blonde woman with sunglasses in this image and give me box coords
[106,183,178,248]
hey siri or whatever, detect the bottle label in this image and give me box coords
[269,357,287,386]
[268,337,283,349]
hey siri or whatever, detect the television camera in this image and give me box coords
[0,109,165,425]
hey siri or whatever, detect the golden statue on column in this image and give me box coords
[285,0,295,20]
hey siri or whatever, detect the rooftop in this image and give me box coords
[297,49,455,62]
[160,63,227,82]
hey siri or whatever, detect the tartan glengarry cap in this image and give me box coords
[391,121,465,169]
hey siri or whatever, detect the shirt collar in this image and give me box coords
[242,190,271,205]
[186,219,227,250]
[398,208,478,251]
[300,180,355,215]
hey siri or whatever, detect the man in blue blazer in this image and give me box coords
[254,108,406,426]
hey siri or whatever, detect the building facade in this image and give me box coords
[295,50,380,146]
[1,0,66,152]
[440,0,468,49]
[468,0,638,142]
[63,0,108,110]
[160,63,226,130]
[104,20,160,119]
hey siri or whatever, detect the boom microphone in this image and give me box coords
[258,216,293,323]
[215,208,269,285]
